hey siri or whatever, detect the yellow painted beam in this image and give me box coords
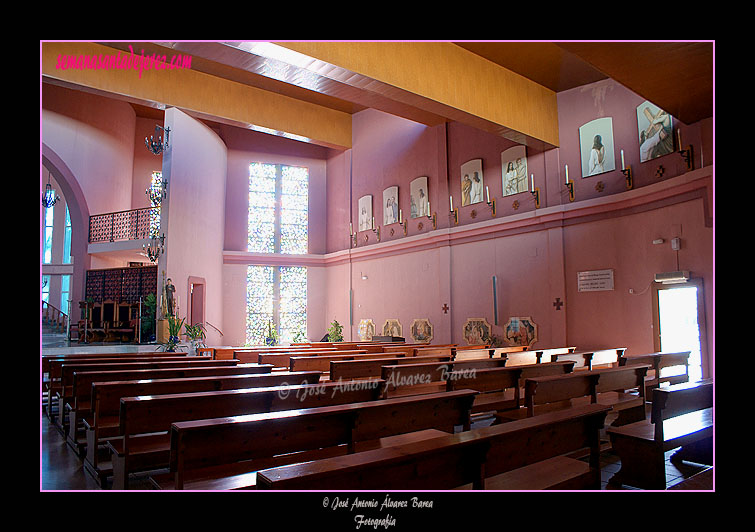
[41,42,352,149]
[279,42,559,147]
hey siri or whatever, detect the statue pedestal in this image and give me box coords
[157,319,169,344]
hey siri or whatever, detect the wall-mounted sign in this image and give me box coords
[577,269,615,292]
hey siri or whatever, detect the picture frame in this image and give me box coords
[503,316,538,347]
[358,318,375,341]
[463,317,492,345]
[460,159,484,206]
[410,318,433,344]
[501,146,528,196]
[382,319,402,338]
[578,117,616,177]
[636,100,674,163]
[410,176,430,219]
[383,186,399,226]
[358,194,373,232]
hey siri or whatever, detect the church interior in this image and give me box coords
[40,41,714,496]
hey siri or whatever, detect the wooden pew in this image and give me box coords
[235,347,339,365]
[606,379,713,489]
[380,359,508,398]
[501,346,576,366]
[329,354,451,381]
[259,349,366,369]
[498,364,650,425]
[162,389,477,490]
[43,353,194,416]
[107,379,389,489]
[289,352,403,374]
[446,361,577,415]
[256,402,610,490]
[66,363,275,455]
[618,351,691,398]
[552,347,626,370]
[52,358,236,433]
[82,370,319,485]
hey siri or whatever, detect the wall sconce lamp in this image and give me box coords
[529,174,540,208]
[349,222,357,248]
[399,210,407,236]
[449,195,459,225]
[371,217,381,242]
[145,125,170,155]
[485,186,497,216]
[676,130,694,171]
[564,165,575,202]
[620,150,633,190]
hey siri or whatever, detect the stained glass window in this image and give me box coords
[43,198,54,264]
[245,163,309,345]
[148,172,162,237]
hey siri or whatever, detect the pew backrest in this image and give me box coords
[651,379,713,441]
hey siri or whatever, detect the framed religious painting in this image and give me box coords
[503,316,538,347]
[358,318,375,341]
[460,159,484,206]
[579,117,616,177]
[501,146,528,196]
[410,176,430,218]
[410,318,433,344]
[463,318,492,346]
[358,195,373,232]
[382,319,403,338]
[383,186,399,225]
[636,100,674,163]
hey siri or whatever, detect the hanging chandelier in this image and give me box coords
[145,125,170,155]
[142,233,165,262]
[42,178,59,208]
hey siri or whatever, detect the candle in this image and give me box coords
[486,186,490,203]
[450,195,454,212]
[399,209,403,224]
[530,174,534,191]
[427,201,431,216]
[677,129,682,149]
[621,150,625,170]
[565,165,569,184]
[349,222,353,235]
[371,216,375,230]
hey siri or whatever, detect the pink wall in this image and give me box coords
[161,108,227,346]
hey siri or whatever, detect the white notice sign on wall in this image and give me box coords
[577,269,615,292]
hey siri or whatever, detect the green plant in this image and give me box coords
[184,323,206,341]
[293,330,306,343]
[327,319,344,342]
[162,315,185,351]
[265,321,279,346]
[142,293,157,342]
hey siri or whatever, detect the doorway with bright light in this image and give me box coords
[652,278,707,382]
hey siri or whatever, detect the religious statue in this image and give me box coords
[164,277,176,317]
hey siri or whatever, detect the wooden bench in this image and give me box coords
[446,361,577,415]
[52,358,235,434]
[553,347,626,370]
[160,389,477,490]
[65,363,274,455]
[606,379,713,489]
[501,346,576,366]
[107,378,387,489]
[289,352,403,374]
[497,365,650,426]
[259,349,366,369]
[618,351,691,398]
[381,359,508,398]
[256,402,610,490]
[329,354,451,381]
[43,352,191,415]
[82,370,319,485]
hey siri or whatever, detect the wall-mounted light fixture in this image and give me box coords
[564,165,575,202]
[676,130,694,171]
[530,174,540,208]
[485,186,497,216]
[620,150,633,189]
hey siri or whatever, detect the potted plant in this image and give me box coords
[327,319,344,342]
[265,320,279,346]
[142,293,157,342]
[184,322,206,355]
[161,314,185,352]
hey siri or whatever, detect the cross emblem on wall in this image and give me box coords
[553,298,564,310]
[442,304,449,314]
